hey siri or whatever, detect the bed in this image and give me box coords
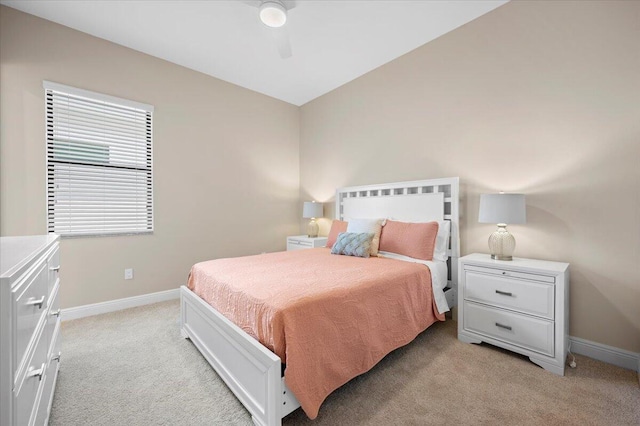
[180,177,460,425]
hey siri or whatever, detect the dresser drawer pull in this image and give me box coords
[50,265,61,272]
[26,296,46,309]
[51,309,61,318]
[495,290,513,297]
[495,322,512,331]
[27,363,46,381]
[52,352,62,362]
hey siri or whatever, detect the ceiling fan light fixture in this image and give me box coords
[259,1,287,28]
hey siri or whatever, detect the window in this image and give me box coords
[44,81,153,236]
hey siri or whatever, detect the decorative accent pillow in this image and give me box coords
[330,232,374,258]
[346,218,385,257]
[379,220,439,261]
[325,220,348,248]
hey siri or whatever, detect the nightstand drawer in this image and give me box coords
[465,265,555,284]
[287,239,313,247]
[464,271,554,319]
[463,301,554,356]
[286,240,312,251]
[286,236,327,251]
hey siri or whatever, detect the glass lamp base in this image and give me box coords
[488,224,516,261]
[307,219,319,238]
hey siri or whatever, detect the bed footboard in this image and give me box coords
[180,286,300,426]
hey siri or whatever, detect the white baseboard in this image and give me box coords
[569,335,639,373]
[61,288,180,321]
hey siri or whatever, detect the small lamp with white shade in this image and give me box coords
[303,201,323,238]
[478,193,526,261]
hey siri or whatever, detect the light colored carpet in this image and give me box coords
[51,300,639,425]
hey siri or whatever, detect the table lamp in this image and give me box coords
[478,193,526,260]
[303,201,323,238]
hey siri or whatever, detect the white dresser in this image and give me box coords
[458,253,569,375]
[286,235,328,251]
[1,235,61,426]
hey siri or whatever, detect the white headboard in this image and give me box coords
[335,177,460,304]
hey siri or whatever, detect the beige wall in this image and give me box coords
[300,1,640,352]
[0,7,300,309]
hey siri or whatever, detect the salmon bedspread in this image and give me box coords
[187,248,445,419]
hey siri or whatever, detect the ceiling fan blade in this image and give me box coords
[281,0,296,10]
[272,27,292,59]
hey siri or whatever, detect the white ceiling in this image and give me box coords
[2,0,508,106]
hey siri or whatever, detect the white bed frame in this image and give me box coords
[180,177,460,426]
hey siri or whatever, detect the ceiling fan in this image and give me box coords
[242,0,296,59]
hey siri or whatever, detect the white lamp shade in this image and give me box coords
[478,193,526,225]
[259,1,287,28]
[302,201,323,219]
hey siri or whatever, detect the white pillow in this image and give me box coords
[433,220,450,262]
[346,218,385,257]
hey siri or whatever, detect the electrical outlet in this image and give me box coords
[124,268,134,280]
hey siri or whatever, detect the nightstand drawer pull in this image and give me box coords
[495,322,512,331]
[495,290,513,297]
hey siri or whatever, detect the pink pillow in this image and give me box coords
[379,220,439,261]
[325,220,348,248]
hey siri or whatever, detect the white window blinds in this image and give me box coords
[44,81,154,237]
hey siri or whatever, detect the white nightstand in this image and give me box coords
[286,235,328,251]
[458,253,570,375]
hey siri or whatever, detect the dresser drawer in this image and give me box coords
[14,262,49,376]
[34,322,61,426]
[47,246,60,296]
[44,282,61,353]
[14,322,49,426]
[463,301,554,356]
[464,271,555,319]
